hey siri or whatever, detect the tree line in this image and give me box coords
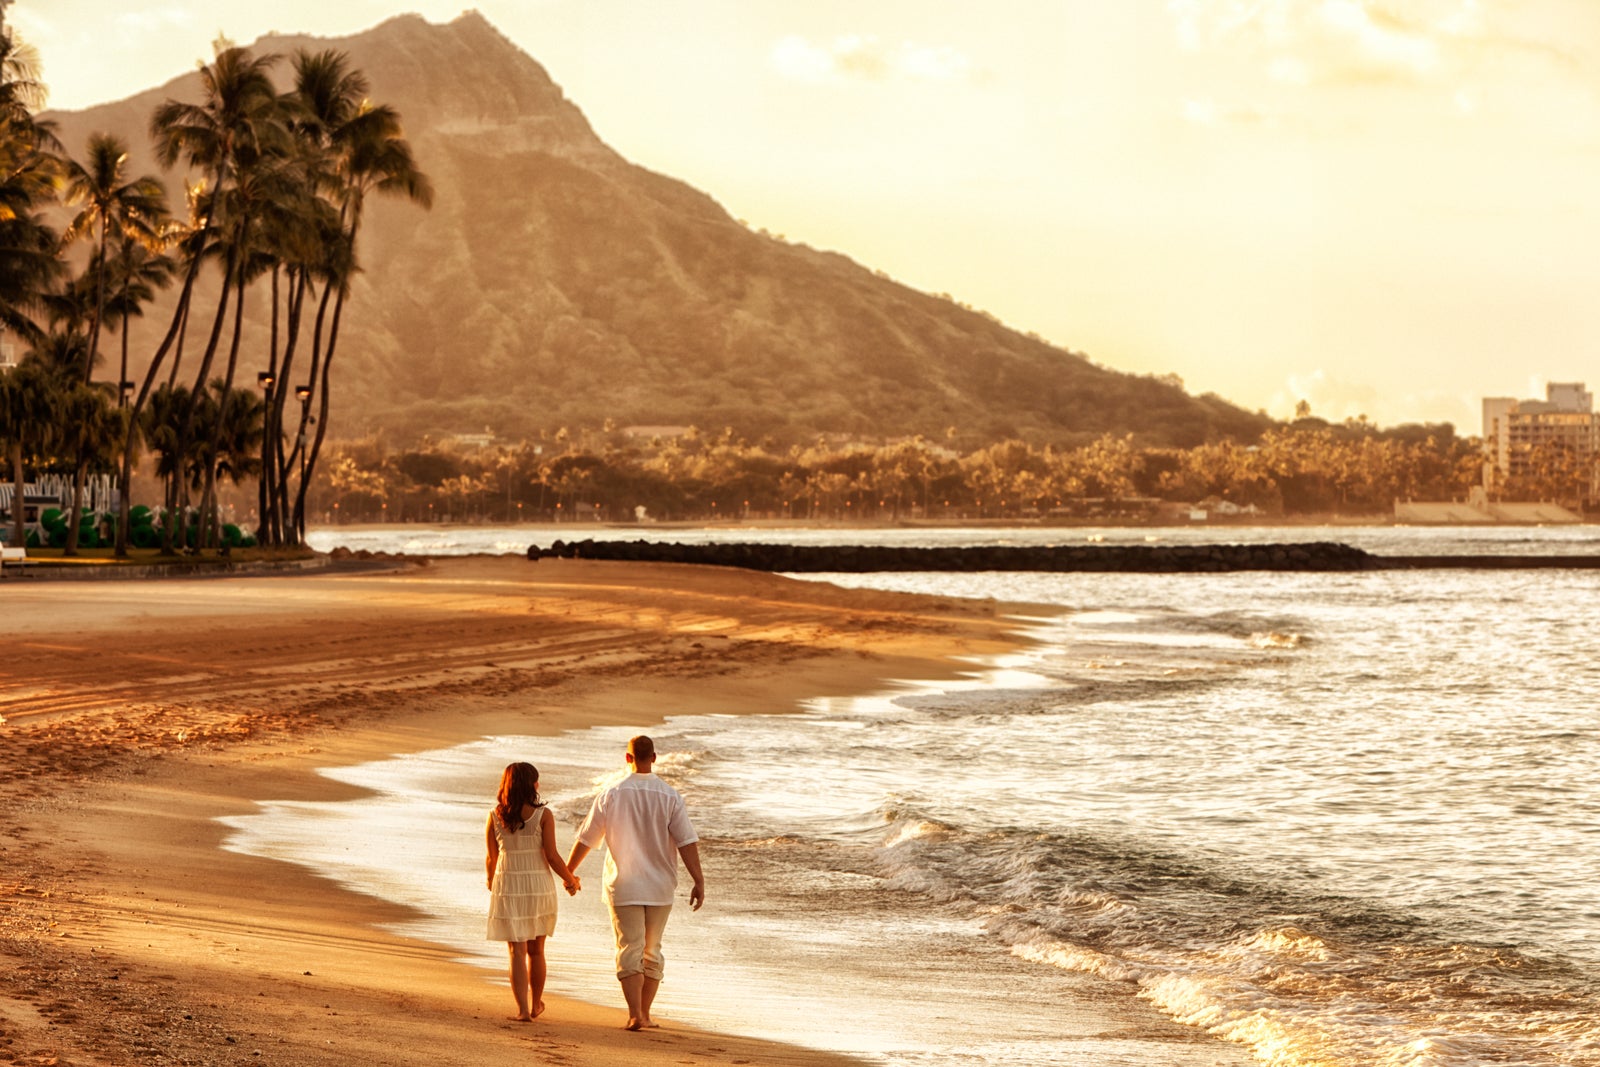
[308,420,1526,525]
[0,28,430,554]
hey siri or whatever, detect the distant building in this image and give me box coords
[1482,382,1600,495]
[622,425,693,442]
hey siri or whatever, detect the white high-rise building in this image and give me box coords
[1482,382,1600,496]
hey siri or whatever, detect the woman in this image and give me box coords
[486,761,580,1020]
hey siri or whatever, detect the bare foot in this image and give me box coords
[508,1013,532,1023]
[531,1001,546,1020]
[624,1017,644,1031]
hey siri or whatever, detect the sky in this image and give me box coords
[15,0,1600,432]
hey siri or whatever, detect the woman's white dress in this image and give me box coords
[486,807,559,941]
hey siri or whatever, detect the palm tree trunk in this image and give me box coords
[118,281,132,407]
[258,267,280,544]
[294,289,343,543]
[166,298,190,388]
[83,222,108,384]
[9,441,25,547]
[64,462,86,556]
[161,463,178,555]
[269,271,310,546]
[114,247,205,557]
[173,250,237,550]
[204,223,252,551]
[288,281,334,543]
[200,461,218,552]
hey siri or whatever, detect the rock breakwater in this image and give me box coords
[529,539,1381,573]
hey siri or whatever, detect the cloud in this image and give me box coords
[113,8,197,34]
[1164,0,1565,89]
[1179,96,1269,126]
[1270,369,1383,422]
[1163,0,1600,142]
[1270,372,1488,430]
[1318,0,1441,81]
[771,34,973,86]
[9,9,63,45]
[1181,97,1219,124]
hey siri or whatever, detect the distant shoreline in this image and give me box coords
[308,513,1597,535]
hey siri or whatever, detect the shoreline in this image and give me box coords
[308,515,1590,534]
[2,557,1246,1066]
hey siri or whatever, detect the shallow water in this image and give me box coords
[232,533,1600,1065]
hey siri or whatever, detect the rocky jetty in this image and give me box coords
[528,539,1381,573]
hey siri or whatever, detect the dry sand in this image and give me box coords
[0,556,1232,1066]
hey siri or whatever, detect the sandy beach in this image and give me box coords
[0,556,1240,1066]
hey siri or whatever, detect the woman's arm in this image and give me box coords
[540,808,581,895]
[485,813,500,890]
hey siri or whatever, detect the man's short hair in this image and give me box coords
[628,735,656,762]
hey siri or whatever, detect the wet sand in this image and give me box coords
[0,556,1239,1066]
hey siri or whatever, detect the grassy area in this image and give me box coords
[16,545,320,568]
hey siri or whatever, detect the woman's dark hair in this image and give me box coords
[496,762,542,832]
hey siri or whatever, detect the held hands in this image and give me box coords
[563,873,581,896]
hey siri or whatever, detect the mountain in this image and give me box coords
[44,12,1271,449]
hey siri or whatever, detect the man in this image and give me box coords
[567,735,705,1031]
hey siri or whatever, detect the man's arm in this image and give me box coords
[678,842,705,910]
[567,792,604,875]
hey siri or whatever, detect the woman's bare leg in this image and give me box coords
[530,937,548,1018]
[507,942,533,1021]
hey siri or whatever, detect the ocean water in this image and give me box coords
[230,531,1600,1065]
[306,520,1600,559]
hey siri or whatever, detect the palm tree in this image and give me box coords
[199,378,263,512]
[55,379,122,554]
[149,41,283,550]
[285,48,431,544]
[0,193,58,344]
[0,355,58,545]
[0,24,47,130]
[34,278,108,554]
[28,326,102,556]
[61,133,167,385]
[103,240,177,402]
[0,124,60,348]
[99,238,177,556]
[138,382,194,553]
[254,187,338,547]
[0,28,61,349]
[112,200,200,557]
[196,146,313,548]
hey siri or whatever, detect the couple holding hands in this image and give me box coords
[485,735,705,1031]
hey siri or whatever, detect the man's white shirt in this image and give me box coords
[575,772,698,906]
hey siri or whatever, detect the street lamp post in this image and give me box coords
[294,384,312,478]
[257,372,275,544]
[294,384,312,540]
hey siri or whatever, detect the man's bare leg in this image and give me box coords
[620,973,645,1030]
[640,976,661,1028]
